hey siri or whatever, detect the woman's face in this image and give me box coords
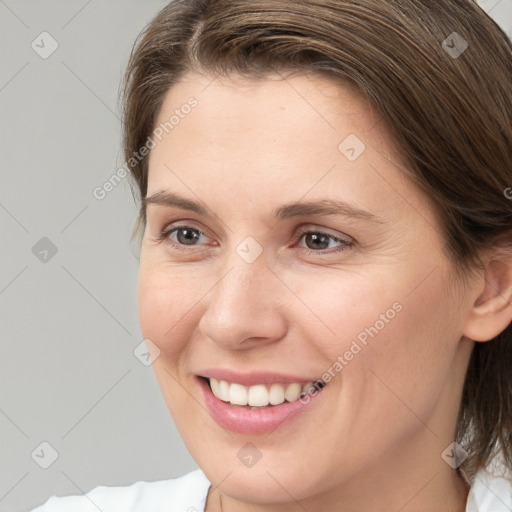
[138,71,474,507]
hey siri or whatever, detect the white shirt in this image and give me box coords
[30,459,512,512]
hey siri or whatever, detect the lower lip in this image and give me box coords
[198,377,325,434]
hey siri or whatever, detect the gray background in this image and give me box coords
[1,1,511,511]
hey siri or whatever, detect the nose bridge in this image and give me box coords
[199,241,286,347]
[211,244,269,317]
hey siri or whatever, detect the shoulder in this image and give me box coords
[29,468,211,512]
[465,450,512,512]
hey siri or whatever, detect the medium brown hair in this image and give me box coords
[121,0,512,480]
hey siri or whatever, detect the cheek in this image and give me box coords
[137,265,203,419]
[137,265,201,359]
[372,272,458,377]
[292,262,461,423]
[346,267,462,433]
[284,267,404,355]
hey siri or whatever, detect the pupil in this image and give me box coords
[177,228,199,245]
[306,233,329,250]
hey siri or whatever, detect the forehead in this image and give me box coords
[148,71,387,181]
[152,70,380,147]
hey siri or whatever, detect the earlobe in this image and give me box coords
[463,257,512,342]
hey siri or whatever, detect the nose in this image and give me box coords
[198,248,288,350]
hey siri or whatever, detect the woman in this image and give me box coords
[31,0,512,510]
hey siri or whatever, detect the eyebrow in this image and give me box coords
[143,190,384,223]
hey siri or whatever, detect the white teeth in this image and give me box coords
[229,383,248,405]
[247,384,269,407]
[219,379,230,399]
[210,377,221,397]
[268,383,285,405]
[208,378,324,406]
[284,383,302,402]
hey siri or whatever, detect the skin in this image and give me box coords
[137,71,512,512]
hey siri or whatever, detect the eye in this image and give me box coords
[157,225,212,249]
[156,223,353,255]
[295,228,353,254]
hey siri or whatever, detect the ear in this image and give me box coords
[463,249,512,342]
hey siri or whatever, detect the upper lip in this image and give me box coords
[197,368,324,386]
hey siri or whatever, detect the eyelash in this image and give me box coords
[155,224,353,255]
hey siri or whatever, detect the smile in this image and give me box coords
[197,374,328,434]
[208,378,326,407]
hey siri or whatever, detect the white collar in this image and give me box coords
[465,451,512,512]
